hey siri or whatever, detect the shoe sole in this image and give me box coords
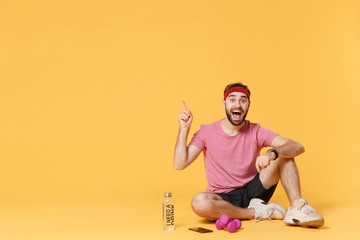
[284,219,324,228]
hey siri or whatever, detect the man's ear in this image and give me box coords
[222,100,226,108]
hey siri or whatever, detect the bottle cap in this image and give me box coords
[164,192,172,197]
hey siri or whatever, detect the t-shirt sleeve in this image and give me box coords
[257,125,278,148]
[189,126,206,150]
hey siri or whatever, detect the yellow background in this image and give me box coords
[1,0,359,239]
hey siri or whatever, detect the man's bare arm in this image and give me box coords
[256,136,305,172]
[270,136,305,159]
[173,101,202,170]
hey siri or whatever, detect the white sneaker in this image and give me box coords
[283,199,324,227]
[248,198,286,221]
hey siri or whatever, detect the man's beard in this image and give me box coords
[225,108,248,126]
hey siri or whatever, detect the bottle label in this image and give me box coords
[165,204,174,226]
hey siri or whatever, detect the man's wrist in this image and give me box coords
[179,127,190,138]
[267,149,279,160]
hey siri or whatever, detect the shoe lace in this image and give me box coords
[254,209,273,221]
[296,200,317,215]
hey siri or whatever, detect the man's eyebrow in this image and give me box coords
[229,94,248,99]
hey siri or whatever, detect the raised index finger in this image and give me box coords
[182,101,188,112]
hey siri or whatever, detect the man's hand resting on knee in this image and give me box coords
[255,152,275,172]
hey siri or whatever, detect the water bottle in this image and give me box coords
[162,192,174,231]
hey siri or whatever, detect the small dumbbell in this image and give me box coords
[227,220,238,233]
[215,214,242,233]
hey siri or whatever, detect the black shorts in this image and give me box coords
[216,173,277,208]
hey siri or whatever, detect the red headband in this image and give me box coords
[224,86,250,100]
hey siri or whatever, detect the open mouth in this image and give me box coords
[231,109,243,120]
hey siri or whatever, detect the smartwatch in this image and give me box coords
[267,149,279,160]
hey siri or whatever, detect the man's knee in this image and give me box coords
[191,193,215,216]
[260,157,295,188]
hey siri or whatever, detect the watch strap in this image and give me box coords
[267,149,279,160]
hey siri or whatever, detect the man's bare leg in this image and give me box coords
[261,157,325,227]
[260,157,301,207]
[191,192,255,220]
[279,158,301,207]
[192,158,302,221]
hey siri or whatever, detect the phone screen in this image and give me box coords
[189,227,213,233]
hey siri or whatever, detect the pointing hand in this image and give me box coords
[178,101,193,130]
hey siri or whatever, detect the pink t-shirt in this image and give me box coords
[189,119,278,193]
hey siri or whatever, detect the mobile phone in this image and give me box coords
[189,227,213,233]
